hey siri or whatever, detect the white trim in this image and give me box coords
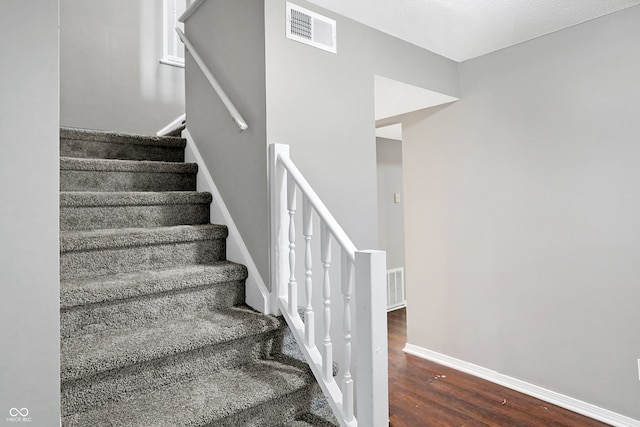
[160,58,185,68]
[162,0,186,67]
[403,343,640,427]
[179,0,206,23]
[183,129,270,314]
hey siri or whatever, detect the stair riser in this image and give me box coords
[60,138,185,162]
[60,203,210,231]
[60,240,225,280]
[61,280,245,338]
[61,330,284,416]
[60,170,196,192]
[212,385,315,427]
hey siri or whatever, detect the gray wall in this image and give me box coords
[376,138,405,270]
[265,0,378,252]
[402,5,640,420]
[184,0,270,280]
[372,30,459,100]
[61,0,185,134]
[0,1,61,425]
[265,0,458,254]
[264,0,458,390]
[183,0,458,289]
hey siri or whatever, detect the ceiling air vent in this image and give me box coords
[286,2,337,54]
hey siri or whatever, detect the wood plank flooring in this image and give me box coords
[387,308,611,427]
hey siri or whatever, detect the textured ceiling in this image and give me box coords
[305,0,640,61]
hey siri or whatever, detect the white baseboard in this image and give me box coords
[403,343,640,427]
[183,129,271,314]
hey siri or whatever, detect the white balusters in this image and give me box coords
[303,196,315,348]
[270,143,388,427]
[321,223,333,382]
[341,250,354,422]
[287,174,297,316]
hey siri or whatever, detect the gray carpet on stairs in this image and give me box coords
[60,157,198,192]
[60,191,212,230]
[59,127,337,426]
[60,126,186,162]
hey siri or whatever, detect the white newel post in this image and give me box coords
[269,143,290,315]
[355,250,389,427]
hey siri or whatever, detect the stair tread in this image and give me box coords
[290,413,339,427]
[59,128,327,426]
[288,419,337,427]
[61,127,186,148]
[62,355,313,427]
[60,191,212,207]
[60,156,198,173]
[61,305,285,382]
[61,262,247,309]
[60,224,227,252]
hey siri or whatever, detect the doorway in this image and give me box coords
[373,75,459,315]
[375,124,406,311]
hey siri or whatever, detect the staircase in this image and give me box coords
[59,127,336,426]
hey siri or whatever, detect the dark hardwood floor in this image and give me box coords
[387,308,611,427]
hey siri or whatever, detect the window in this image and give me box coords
[161,0,188,67]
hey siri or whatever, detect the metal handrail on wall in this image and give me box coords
[270,143,389,427]
[175,28,248,132]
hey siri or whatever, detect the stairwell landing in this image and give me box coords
[59,127,335,426]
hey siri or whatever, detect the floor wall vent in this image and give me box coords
[387,267,406,311]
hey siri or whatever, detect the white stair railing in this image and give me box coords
[269,143,389,427]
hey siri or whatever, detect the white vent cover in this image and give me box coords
[387,268,406,311]
[286,2,336,54]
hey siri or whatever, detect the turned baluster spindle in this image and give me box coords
[321,223,333,382]
[342,250,354,422]
[287,175,297,316]
[302,196,315,348]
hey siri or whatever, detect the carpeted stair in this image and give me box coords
[59,127,336,426]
